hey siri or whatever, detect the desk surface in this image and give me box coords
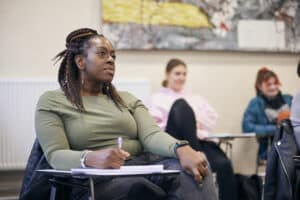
[38,167,180,200]
[205,133,256,139]
[37,168,180,177]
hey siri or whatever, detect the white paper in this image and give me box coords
[120,165,163,171]
[71,165,179,176]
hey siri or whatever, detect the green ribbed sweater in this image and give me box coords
[35,89,179,170]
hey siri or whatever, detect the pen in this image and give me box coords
[118,136,122,150]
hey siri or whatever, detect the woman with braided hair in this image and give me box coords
[35,28,217,200]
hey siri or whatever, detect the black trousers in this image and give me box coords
[165,99,238,200]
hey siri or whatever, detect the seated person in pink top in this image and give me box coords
[150,58,237,200]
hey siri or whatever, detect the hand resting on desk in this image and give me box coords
[176,145,208,184]
[85,148,130,169]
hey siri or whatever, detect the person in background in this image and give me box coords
[35,28,218,200]
[242,67,292,164]
[150,58,237,200]
[291,60,300,138]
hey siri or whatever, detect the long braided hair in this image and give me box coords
[53,28,126,112]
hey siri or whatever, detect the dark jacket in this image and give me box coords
[242,94,292,159]
[264,119,300,200]
[19,139,53,200]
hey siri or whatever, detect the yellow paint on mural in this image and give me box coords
[102,0,212,28]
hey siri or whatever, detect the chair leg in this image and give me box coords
[88,177,95,200]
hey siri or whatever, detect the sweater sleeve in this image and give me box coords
[291,92,300,127]
[192,95,218,133]
[123,92,179,158]
[242,100,276,136]
[35,91,85,170]
[149,93,168,130]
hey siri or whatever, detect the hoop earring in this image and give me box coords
[81,72,85,86]
[106,84,110,92]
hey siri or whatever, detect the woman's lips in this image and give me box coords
[104,69,114,76]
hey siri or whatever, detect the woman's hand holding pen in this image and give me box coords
[84,137,130,169]
[84,148,130,169]
[176,145,208,184]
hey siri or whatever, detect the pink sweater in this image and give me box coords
[150,87,218,140]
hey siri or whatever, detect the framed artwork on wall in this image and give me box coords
[102,0,300,53]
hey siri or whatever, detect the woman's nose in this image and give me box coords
[107,55,114,63]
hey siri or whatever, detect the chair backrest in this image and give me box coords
[19,138,53,200]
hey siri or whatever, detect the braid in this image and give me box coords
[53,28,126,112]
[65,52,83,110]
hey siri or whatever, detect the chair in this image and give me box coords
[20,139,168,200]
[19,138,89,200]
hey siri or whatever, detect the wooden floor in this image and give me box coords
[0,170,24,200]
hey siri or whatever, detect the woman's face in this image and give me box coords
[166,65,187,92]
[82,36,116,83]
[259,77,280,97]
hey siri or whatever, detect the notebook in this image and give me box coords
[71,165,180,176]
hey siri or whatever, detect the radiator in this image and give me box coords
[0,80,58,170]
[0,79,150,170]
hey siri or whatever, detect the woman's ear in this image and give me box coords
[165,73,169,81]
[258,84,263,92]
[74,55,85,70]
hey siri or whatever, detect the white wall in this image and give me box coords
[1,0,299,173]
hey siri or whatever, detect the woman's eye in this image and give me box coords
[97,51,107,57]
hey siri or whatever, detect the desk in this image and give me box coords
[205,133,256,159]
[37,168,180,200]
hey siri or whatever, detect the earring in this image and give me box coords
[81,72,85,86]
[106,84,109,91]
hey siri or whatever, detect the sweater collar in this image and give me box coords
[160,87,186,96]
[259,91,285,109]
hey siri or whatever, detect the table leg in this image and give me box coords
[229,142,233,159]
[50,185,57,200]
[225,141,229,156]
[89,177,95,200]
[225,141,233,160]
[267,136,272,152]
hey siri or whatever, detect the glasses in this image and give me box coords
[96,48,116,60]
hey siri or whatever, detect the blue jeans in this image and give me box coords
[72,153,217,200]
